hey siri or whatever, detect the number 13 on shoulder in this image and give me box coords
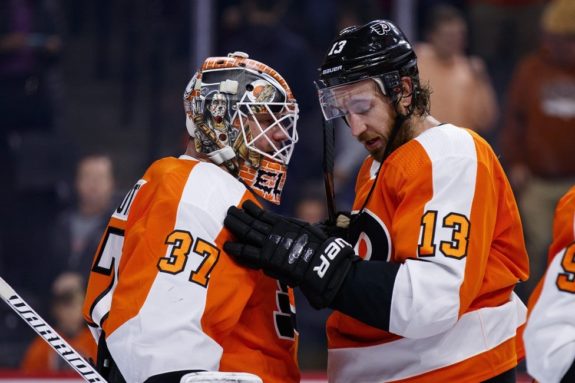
[418,210,470,259]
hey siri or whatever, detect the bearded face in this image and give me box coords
[208,93,227,123]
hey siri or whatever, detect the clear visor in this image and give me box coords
[237,97,299,165]
[317,77,385,121]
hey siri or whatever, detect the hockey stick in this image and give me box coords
[323,118,337,224]
[0,276,106,382]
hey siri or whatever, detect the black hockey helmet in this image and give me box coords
[316,20,420,120]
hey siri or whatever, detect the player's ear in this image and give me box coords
[399,77,413,109]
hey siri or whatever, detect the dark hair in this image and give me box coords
[411,81,431,117]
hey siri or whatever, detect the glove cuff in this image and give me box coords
[301,237,357,309]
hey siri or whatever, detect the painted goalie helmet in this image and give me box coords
[183,52,299,204]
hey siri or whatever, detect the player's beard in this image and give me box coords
[370,116,414,162]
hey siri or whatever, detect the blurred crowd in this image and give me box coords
[0,0,574,374]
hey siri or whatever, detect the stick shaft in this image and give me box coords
[0,277,106,382]
[323,119,337,223]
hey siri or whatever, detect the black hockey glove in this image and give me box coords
[224,200,358,309]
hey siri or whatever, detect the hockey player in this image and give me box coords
[223,20,529,382]
[82,52,300,383]
[523,185,575,383]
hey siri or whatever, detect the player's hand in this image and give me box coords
[224,200,358,308]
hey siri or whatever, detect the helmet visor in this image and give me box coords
[316,77,386,121]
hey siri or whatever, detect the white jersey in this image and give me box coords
[524,185,575,383]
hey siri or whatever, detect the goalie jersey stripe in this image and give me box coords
[83,156,299,383]
[328,125,528,382]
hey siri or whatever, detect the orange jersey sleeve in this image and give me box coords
[83,156,298,383]
[327,125,528,382]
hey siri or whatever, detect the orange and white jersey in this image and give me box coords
[82,155,299,383]
[524,186,575,383]
[327,124,529,382]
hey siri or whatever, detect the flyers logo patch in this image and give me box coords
[370,22,391,36]
[349,209,391,261]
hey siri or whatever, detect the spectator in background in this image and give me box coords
[468,0,546,102]
[49,154,116,282]
[21,272,97,373]
[499,0,575,301]
[416,4,498,135]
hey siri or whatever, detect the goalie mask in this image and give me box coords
[183,52,299,204]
